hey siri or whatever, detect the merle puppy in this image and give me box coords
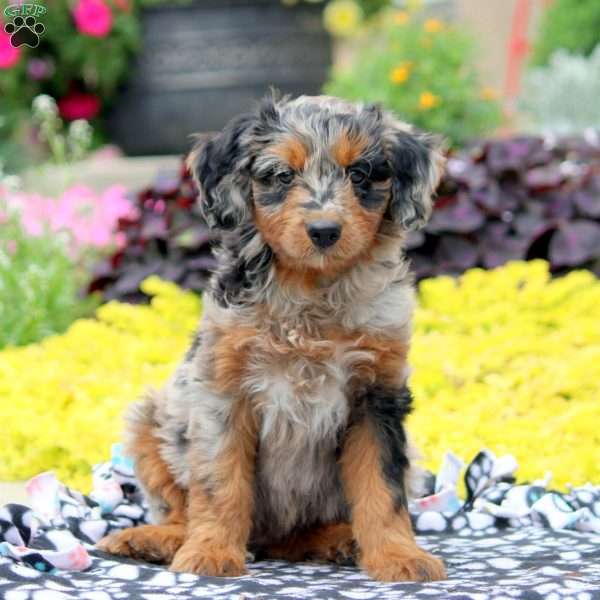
[97,94,446,582]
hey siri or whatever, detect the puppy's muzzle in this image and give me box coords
[306,220,342,250]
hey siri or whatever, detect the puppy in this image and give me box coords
[97,94,446,582]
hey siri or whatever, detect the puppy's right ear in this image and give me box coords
[187,112,258,230]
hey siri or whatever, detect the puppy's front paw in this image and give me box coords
[96,525,183,564]
[170,543,247,577]
[361,546,446,582]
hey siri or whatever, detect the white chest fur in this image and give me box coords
[247,346,351,536]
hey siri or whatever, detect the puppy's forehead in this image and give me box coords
[264,97,378,169]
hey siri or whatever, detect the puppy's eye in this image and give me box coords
[277,170,295,185]
[349,169,367,184]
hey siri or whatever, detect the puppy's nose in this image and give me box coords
[306,220,342,249]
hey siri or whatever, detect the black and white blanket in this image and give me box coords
[1,447,599,599]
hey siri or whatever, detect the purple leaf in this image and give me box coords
[470,182,501,215]
[549,221,600,267]
[446,158,488,188]
[434,235,479,271]
[186,256,218,271]
[428,194,485,234]
[525,167,563,191]
[113,264,158,295]
[479,225,529,268]
[513,212,548,238]
[486,137,543,175]
[140,215,168,240]
[572,176,600,217]
[544,191,574,220]
[573,190,600,218]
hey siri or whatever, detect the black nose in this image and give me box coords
[306,220,342,249]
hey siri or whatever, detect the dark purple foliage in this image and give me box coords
[408,135,600,278]
[90,134,600,302]
[88,164,218,302]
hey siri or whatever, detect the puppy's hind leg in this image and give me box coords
[97,392,187,564]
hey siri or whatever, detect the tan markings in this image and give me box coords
[324,328,409,387]
[340,421,446,582]
[212,326,258,395]
[253,185,317,269]
[96,524,185,564]
[209,309,407,387]
[271,136,308,170]
[125,409,186,523]
[332,129,369,167]
[170,398,258,576]
[263,522,355,564]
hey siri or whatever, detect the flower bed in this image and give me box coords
[1,261,598,491]
[88,133,600,302]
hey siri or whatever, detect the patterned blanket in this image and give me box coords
[1,447,599,599]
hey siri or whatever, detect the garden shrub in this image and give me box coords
[531,0,600,66]
[520,46,600,136]
[1,262,598,491]
[409,135,600,279]
[90,133,600,301]
[0,208,99,349]
[88,163,216,302]
[325,6,502,146]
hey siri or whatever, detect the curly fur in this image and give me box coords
[97,94,446,583]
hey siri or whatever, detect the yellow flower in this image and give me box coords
[1,261,599,492]
[480,86,498,101]
[418,91,441,110]
[393,10,410,25]
[323,0,363,37]
[390,61,413,84]
[424,18,445,33]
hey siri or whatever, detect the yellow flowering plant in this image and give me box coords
[325,6,502,145]
[1,262,599,492]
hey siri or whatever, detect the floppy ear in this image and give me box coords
[187,112,258,230]
[383,116,445,231]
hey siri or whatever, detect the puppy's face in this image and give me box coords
[250,120,393,273]
[190,95,444,277]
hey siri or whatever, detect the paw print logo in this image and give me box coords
[4,15,45,48]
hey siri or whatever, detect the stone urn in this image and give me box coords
[107,0,332,155]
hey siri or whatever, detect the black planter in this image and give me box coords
[106,0,332,155]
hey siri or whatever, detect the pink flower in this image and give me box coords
[73,0,113,38]
[58,91,101,120]
[6,184,134,254]
[0,25,21,69]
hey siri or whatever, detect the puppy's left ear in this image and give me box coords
[383,118,446,230]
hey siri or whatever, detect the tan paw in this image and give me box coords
[322,537,358,566]
[362,546,446,582]
[170,543,247,577]
[96,525,184,564]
